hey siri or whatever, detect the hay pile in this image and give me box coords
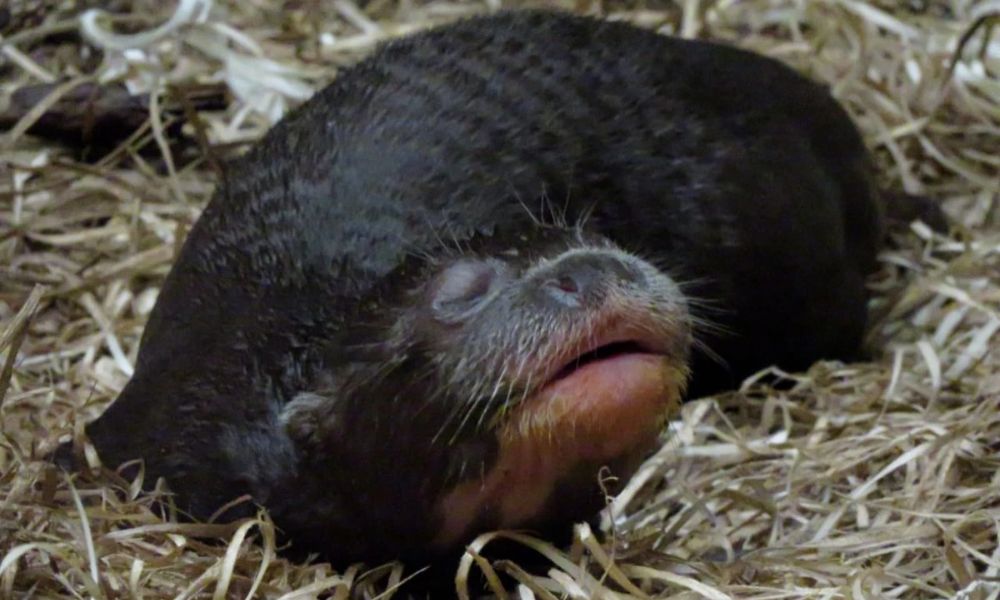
[1,0,998,598]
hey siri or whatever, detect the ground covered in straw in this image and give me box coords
[1,0,998,598]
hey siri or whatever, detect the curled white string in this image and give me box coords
[78,0,314,126]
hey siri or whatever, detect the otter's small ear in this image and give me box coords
[431,260,497,306]
[280,392,331,446]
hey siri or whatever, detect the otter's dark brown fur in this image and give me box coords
[70,10,886,565]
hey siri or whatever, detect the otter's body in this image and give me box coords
[80,11,883,564]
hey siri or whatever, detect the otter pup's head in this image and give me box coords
[280,225,691,557]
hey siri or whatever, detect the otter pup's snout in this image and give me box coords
[531,250,645,310]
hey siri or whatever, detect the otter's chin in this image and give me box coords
[433,353,685,548]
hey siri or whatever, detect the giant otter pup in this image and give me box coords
[75,10,885,564]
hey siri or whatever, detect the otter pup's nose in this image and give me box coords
[538,251,642,308]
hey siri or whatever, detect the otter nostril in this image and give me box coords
[537,251,645,309]
[552,275,579,294]
[542,272,590,307]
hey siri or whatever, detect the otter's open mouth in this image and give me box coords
[438,318,690,549]
[548,340,659,384]
[497,322,687,448]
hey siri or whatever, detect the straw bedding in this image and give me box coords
[1,0,998,598]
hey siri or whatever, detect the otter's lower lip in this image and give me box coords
[543,352,668,409]
[547,340,658,385]
[501,351,684,458]
[438,352,687,548]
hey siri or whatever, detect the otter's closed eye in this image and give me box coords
[430,260,505,317]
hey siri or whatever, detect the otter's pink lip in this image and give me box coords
[546,334,669,387]
[441,350,683,549]
[543,350,668,394]
[510,350,680,450]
